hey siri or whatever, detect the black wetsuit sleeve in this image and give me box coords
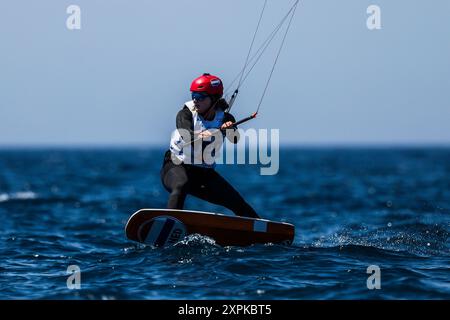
[223,113,237,127]
[223,112,240,144]
[176,106,194,143]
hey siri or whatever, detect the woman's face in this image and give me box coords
[193,94,212,114]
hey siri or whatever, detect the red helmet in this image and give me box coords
[190,73,223,97]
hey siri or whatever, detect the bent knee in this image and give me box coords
[170,181,189,194]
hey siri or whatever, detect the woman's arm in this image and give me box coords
[176,106,194,143]
[222,113,240,144]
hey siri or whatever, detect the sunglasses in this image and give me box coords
[192,92,209,101]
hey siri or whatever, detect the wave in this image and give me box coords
[309,222,449,257]
[174,233,218,247]
[0,191,37,203]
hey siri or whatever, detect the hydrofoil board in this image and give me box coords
[125,209,295,247]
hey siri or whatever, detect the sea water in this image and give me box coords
[0,147,448,299]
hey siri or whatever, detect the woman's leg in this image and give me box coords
[161,164,190,209]
[189,169,260,218]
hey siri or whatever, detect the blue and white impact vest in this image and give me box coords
[169,101,225,168]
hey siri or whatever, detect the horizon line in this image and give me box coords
[0,142,450,150]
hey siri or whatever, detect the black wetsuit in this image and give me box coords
[160,106,260,219]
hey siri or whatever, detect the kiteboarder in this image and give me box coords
[160,73,260,219]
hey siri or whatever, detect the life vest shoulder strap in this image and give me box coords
[184,100,196,114]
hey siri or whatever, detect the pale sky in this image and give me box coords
[1,0,449,146]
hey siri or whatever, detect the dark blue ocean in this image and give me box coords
[0,147,449,299]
